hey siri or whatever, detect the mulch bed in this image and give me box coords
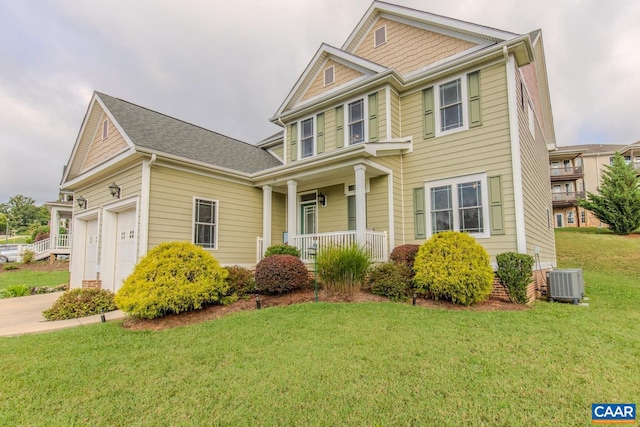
[121,288,526,331]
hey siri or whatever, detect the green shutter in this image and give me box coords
[317,113,325,154]
[368,92,378,142]
[468,71,482,128]
[488,175,504,235]
[422,87,435,139]
[289,123,297,162]
[335,106,344,148]
[347,195,356,231]
[413,187,426,239]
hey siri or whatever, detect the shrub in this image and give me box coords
[0,284,31,298]
[31,225,50,243]
[115,242,232,319]
[254,254,308,294]
[316,244,371,294]
[496,252,534,304]
[2,264,19,271]
[43,288,117,320]
[264,244,301,258]
[389,244,420,271]
[367,262,413,302]
[224,265,255,297]
[413,232,494,305]
[21,250,35,264]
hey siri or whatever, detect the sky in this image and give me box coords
[0,0,638,205]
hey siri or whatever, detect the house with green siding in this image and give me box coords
[60,1,557,294]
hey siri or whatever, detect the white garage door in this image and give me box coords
[84,220,98,280]
[114,210,137,292]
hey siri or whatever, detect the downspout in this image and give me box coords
[139,154,156,259]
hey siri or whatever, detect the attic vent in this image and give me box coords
[324,66,334,86]
[102,119,108,140]
[374,26,386,47]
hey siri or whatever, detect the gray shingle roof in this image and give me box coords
[97,92,282,174]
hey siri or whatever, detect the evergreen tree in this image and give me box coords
[578,152,640,235]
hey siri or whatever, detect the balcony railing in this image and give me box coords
[552,191,585,205]
[257,230,388,263]
[550,166,583,177]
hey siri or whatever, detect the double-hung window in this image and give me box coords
[194,198,217,249]
[300,118,314,158]
[348,99,364,144]
[439,78,463,132]
[426,173,489,238]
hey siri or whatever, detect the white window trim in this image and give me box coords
[298,116,316,159]
[324,66,335,86]
[297,191,318,235]
[343,95,368,146]
[567,210,575,224]
[192,197,219,250]
[374,25,387,48]
[344,179,371,196]
[434,74,469,137]
[425,172,490,239]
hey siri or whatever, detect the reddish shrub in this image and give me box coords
[35,231,50,242]
[390,244,420,270]
[224,265,255,297]
[255,255,309,294]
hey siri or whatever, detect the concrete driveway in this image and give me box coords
[0,292,125,337]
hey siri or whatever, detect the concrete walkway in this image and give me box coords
[0,292,125,337]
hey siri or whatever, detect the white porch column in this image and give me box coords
[50,207,59,249]
[262,185,273,251]
[287,180,298,245]
[354,164,367,247]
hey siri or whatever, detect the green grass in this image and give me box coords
[0,229,638,426]
[0,269,70,290]
[1,235,29,244]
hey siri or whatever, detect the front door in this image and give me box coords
[114,210,137,291]
[555,213,564,228]
[300,202,317,235]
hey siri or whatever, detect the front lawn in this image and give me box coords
[0,263,69,291]
[0,229,638,426]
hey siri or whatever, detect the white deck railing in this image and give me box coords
[257,230,388,263]
[22,234,72,261]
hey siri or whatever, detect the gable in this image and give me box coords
[353,17,477,76]
[300,59,365,103]
[81,113,129,172]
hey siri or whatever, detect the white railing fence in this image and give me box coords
[257,230,388,263]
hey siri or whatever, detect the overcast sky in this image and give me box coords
[1,0,638,204]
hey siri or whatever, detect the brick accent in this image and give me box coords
[82,280,102,290]
[492,268,550,303]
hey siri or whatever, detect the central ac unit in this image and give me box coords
[547,269,584,304]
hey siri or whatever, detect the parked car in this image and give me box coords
[0,244,18,263]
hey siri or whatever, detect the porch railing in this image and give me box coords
[552,191,585,204]
[257,231,388,263]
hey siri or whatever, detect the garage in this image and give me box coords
[84,220,98,280]
[113,210,137,292]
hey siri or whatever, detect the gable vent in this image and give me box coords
[374,26,387,47]
[324,66,334,86]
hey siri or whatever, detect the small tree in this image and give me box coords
[578,152,640,235]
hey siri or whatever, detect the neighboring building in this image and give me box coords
[549,141,640,228]
[60,1,557,296]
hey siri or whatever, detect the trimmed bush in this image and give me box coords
[21,250,34,264]
[389,244,420,271]
[413,231,494,305]
[255,254,308,294]
[42,288,117,320]
[316,244,371,294]
[224,265,255,297]
[115,242,232,319]
[0,284,31,298]
[264,244,301,258]
[367,262,413,302]
[496,252,535,304]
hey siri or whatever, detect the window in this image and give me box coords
[374,26,386,47]
[567,211,575,224]
[425,173,489,238]
[348,99,364,144]
[102,120,108,140]
[439,79,463,131]
[580,210,586,224]
[194,198,217,249]
[300,118,314,158]
[324,66,334,86]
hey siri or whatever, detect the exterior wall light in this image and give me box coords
[317,192,327,207]
[109,182,121,198]
[77,196,87,209]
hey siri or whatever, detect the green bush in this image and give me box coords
[42,288,117,320]
[367,262,413,302]
[316,244,371,294]
[224,265,255,297]
[2,264,19,271]
[115,242,232,319]
[413,232,494,305]
[389,244,420,272]
[254,254,308,294]
[264,244,301,258]
[0,284,31,298]
[496,252,534,304]
[30,225,50,243]
[22,250,35,264]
